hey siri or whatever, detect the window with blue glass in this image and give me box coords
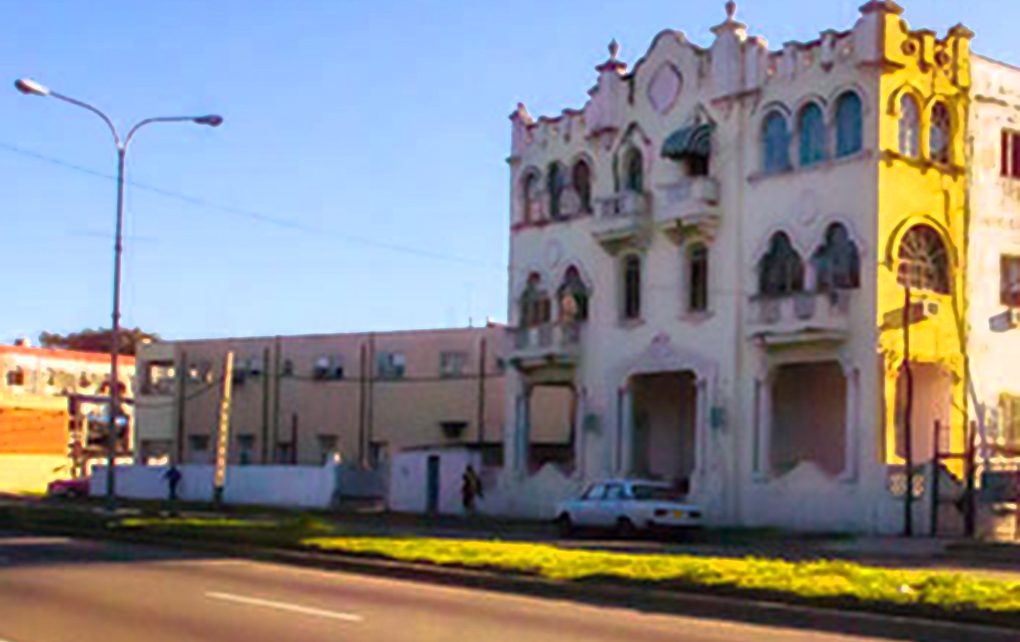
[798,103,827,166]
[762,111,791,174]
[834,92,863,158]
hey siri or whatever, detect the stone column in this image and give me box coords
[619,384,634,477]
[840,364,860,482]
[512,386,532,476]
[693,377,710,487]
[754,374,772,481]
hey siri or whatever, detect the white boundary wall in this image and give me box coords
[90,463,383,508]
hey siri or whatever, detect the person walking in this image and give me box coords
[462,464,483,515]
[163,464,182,513]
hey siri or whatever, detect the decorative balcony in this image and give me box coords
[655,176,721,244]
[510,323,583,370]
[591,190,651,253]
[747,290,853,347]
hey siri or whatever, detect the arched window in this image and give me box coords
[897,225,950,294]
[835,92,863,158]
[812,223,860,290]
[758,233,805,297]
[929,101,952,164]
[898,94,920,158]
[520,273,551,327]
[798,103,827,166]
[5,367,25,387]
[547,163,566,220]
[762,111,791,173]
[522,172,540,223]
[688,243,709,313]
[622,255,642,320]
[624,148,644,193]
[572,160,592,213]
[558,266,590,322]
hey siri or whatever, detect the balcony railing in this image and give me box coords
[747,290,853,346]
[510,322,583,369]
[655,176,720,242]
[591,190,650,252]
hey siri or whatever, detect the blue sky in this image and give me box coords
[1,1,1014,342]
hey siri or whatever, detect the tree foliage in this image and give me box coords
[38,327,160,356]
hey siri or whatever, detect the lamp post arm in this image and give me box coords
[124,116,203,149]
[49,91,121,148]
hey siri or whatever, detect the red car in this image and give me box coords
[46,477,90,499]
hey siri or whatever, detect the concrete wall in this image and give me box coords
[969,57,1020,451]
[89,463,369,508]
[388,449,483,515]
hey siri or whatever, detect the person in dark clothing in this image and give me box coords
[164,465,182,502]
[461,464,483,514]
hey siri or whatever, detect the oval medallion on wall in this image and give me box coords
[647,62,682,115]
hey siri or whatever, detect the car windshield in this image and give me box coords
[630,485,683,501]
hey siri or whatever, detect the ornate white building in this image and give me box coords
[499,2,1020,533]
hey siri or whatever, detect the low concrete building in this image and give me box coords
[0,341,135,492]
[134,325,570,475]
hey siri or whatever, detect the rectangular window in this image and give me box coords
[623,255,642,320]
[376,351,406,379]
[317,434,338,464]
[188,435,210,452]
[439,351,467,378]
[1002,130,1020,179]
[144,360,176,395]
[1002,256,1020,307]
[688,245,709,313]
[236,434,255,465]
[1001,394,1020,446]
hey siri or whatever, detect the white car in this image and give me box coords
[554,479,703,537]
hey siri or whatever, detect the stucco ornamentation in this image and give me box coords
[647,63,683,114]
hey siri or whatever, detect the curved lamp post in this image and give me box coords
[15,78,222,511]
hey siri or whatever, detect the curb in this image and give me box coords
[8,523,1017,642]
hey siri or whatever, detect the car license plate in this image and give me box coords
[671,510,685,518]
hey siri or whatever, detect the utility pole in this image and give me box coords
[477,336,488,447]
[902,286,914,537]
[175,349,187,463]
[212,351,234,508]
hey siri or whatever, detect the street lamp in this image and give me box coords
[14,77,222,511]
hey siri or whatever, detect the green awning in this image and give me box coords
[661,123,714,161]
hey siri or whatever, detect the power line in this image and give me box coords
[0,141,506,272]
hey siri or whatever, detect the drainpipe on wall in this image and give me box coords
[260,345,270,464]
[271,336,282,463]
[357,341,367,467]
[477,336,487,448]
[175,349,187,464]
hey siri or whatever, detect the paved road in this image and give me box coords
[0,533,1009,642]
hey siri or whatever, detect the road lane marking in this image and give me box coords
[205,591,363,623]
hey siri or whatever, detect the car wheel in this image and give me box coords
[556,513,574,538]
[615,517,636,539]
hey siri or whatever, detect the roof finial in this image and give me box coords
[725,1,737,20]
[608,39,620,61]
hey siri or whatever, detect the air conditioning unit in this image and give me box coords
[313,356,331,380]
[990,308,1020,333]
[248,357,264,377]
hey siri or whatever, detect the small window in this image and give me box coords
[440,351,467,378]
[144,360,176,395]
[1001,131,1020,179]
[762,111,791,173]
[1002,256,1020,307]
[899,94,920,158]
[929,102,952,164]
[622,255,642,320]
[520,273,551,328]
[236,434,255,466]
[813,223,861,291]
[547,163,566,220]
[376,351,406,379]
[624,148,644,192]
[317,434,338,464]
[5,367,25,387]
[281,358,295,377]
[798,103,827,166]
[275,441,295,464]
[522,172,540,223]
[688,243,709,313]
[1001,394,1020,446]
[558,266,590,323]
[572,160,592,213]
[188,435,210,452]
[834,92,863,158]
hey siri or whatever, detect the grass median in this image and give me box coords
[302,536,1020,615]
[3,504,1018,623]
